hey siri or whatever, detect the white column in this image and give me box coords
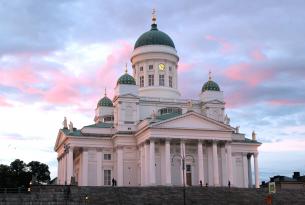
[96,149,102,186]
[67,147,74,184]
[82,149,88,186]
[144,142,150,185]
[243,153,249,188]
[63,154,67,184]
[220,145,227,186]
[248,154,253,188]
[254,153,260,188]
[57,158,61,184]
[197,140,204,185]
[165,139,171,185]
[140,144,145,186]
[226,142,233,185]
[61,157,65,184]
[212,141,219,186]
[117,146,124,186]
[180,140,186,186]
[149,139,156,185]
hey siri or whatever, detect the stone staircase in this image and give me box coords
[1,185,305,205]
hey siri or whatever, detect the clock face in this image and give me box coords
[159,63,165,71]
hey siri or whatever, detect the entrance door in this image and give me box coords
[186,165,192,186]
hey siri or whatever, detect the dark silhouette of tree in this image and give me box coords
[0,159,50,188]
[27,161,51,184]
[0,164,12,187]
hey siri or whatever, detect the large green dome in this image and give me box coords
[97,96,113,107]
[134,24,175,49]
[202,80,220,92]
[117,73,136,85]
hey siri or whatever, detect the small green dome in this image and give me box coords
[97,96,113,107]
[134,24,175,49]
[117,73,136,85]
[202,80,220,92]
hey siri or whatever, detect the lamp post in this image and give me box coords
[172,154,194,205]
[64,144,70,185]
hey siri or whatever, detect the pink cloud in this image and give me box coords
[178,62,193,72]
[250,49,267,61]
[205,35,234,54]
[268,99,305,106]
[0,66,41,94]
[224,63,274,86]
[0,96,12,107]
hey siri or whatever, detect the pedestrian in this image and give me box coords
[112,178,115,186]
[200,180,202,187]
[206,182,208,187]
[228,180,231,188]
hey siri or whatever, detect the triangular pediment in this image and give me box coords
[151,112,233,131]
[203,99,225,104]
[54,130,67,151]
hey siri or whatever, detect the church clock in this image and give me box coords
[158,63,165,71]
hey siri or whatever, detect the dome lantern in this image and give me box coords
[97,88,113,107]
[201,71,221,92]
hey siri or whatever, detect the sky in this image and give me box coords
[0,0,304,182]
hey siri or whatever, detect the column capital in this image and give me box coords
[253,152,259,158]
[247,153,252,159]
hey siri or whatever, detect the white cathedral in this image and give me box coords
[54,13,261,188]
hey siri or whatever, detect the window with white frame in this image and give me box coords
[159,75,164,86]
[104,154,111,160]
[169,76,173,87]
[140,66,143,71]
[140,76,144,87]
[149,65,153,70]
[104,170,111,185]
[169,66,172,71]
[148,75,154,86]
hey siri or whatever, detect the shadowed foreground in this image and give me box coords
[1,185,305,205]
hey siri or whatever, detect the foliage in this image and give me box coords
[0,159,50,188]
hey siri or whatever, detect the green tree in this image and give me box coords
[0,164,12,187]
[0,159,51,188]
[9,159,31,188]
[27,161,51,184]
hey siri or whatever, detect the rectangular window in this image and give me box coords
[148,75,154,86]
[104,154,111,160]
[149,65,153,70]
[169,66,172,71]
[140,76,144,87]
[169,76,173,87]
[104,170,111,185]
[140,66,143,71]
[159,75,164,86]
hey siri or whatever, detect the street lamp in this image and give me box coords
[172,153,195,205]
[64,144,70,185]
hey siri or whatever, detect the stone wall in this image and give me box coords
[1,185,305,205]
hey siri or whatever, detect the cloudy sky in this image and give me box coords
[0,0,304,182]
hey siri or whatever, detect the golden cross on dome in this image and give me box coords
[152,8,157,24]
[104,88,107,96]
[125,63,128,73]
[209,70,212,81]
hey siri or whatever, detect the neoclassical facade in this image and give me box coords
[54,14,261,188]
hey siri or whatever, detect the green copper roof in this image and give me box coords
[202,80,220,92]
[117,73,136,85]
[61,128,82,136]
[97,96,113,107]
[156,112,181,121]
[84,122,114,128]
[134,24,175,49]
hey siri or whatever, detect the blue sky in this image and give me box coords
[0,0,304,182]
